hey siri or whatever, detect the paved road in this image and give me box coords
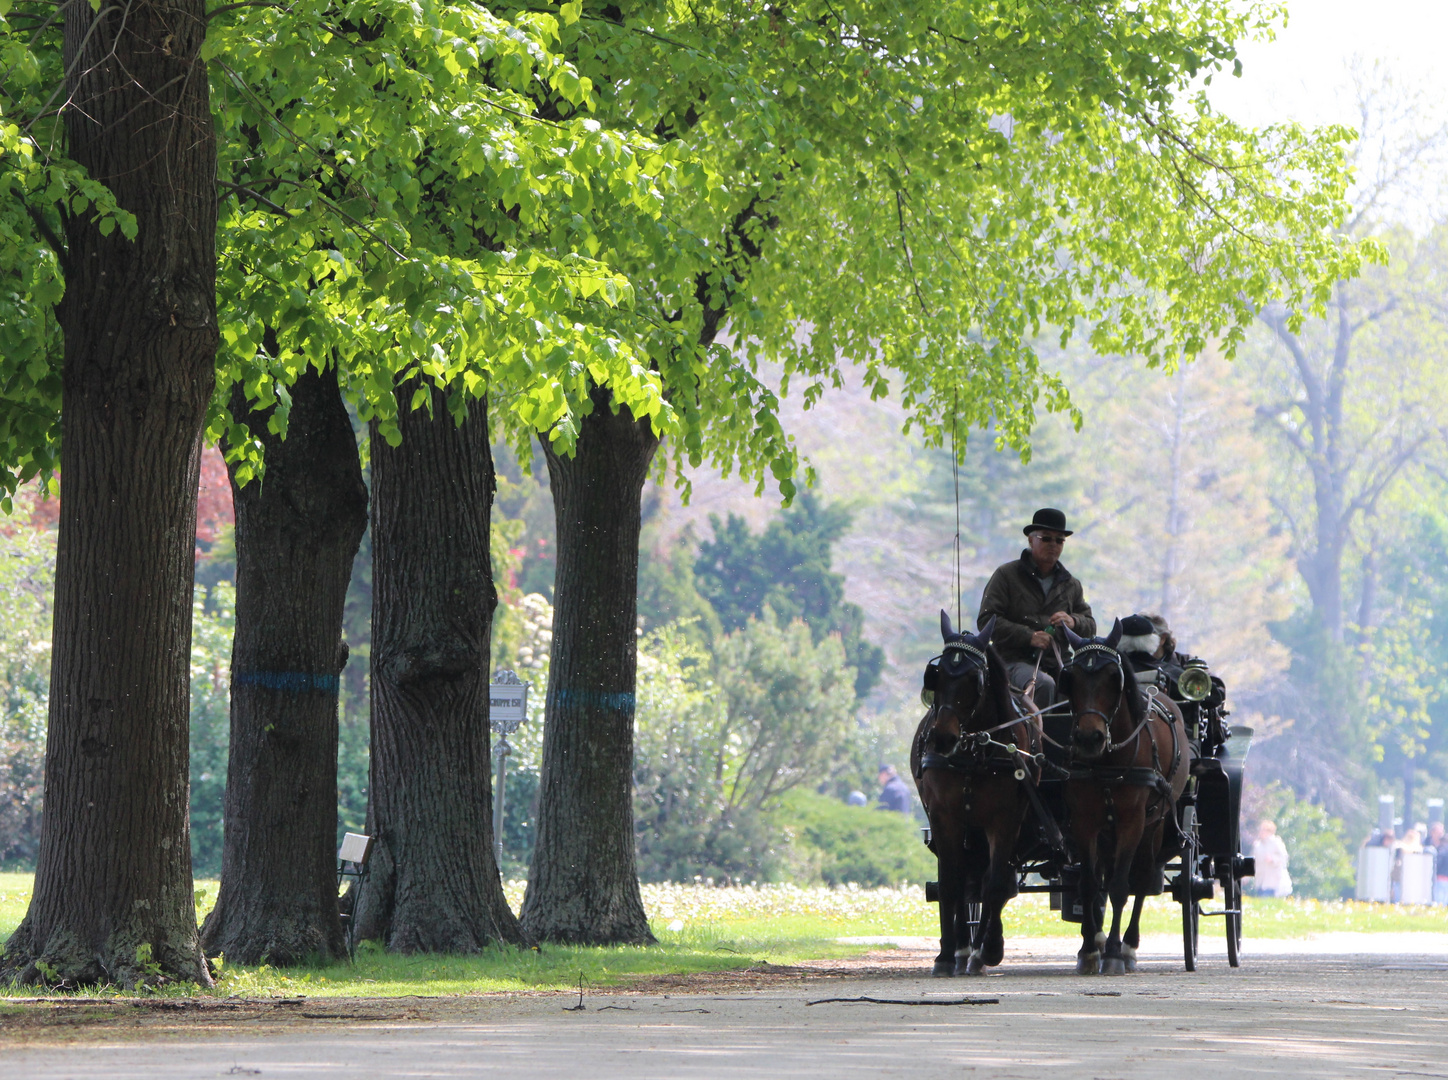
[10,941,1448,1079]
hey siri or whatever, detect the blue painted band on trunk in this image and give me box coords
[236,671,340,694]
[553,688,636,712]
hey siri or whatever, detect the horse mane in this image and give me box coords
[984,644,1017,728]
[1118,648,1147,728]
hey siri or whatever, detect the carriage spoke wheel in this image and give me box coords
[1224,875,1242,969]
[1182,893,1199,970]
[1176,834,1200,972]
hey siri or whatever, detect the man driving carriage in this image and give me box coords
[976,508,1095,708]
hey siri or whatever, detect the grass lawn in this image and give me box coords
[4,871,1448,997]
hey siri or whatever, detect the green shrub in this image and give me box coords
[773,789,934,887]
[188,583,234,877]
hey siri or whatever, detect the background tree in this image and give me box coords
[0,0,219,986]
[198,367,367,964]
[1240,71,1448,812]
[1062,349,1295,692]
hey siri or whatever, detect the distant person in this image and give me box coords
[976,508,1095,709]
[846,790,868,807]
[1430,822,1448,905]
[1251,820,1292,898]
[876,765,912,814]
[1390,828,1424,904]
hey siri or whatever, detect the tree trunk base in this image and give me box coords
[3,910,211,990]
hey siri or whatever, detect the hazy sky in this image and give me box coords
[1209,0,1448,128]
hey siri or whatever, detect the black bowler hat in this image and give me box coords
[1023,508,1073,537]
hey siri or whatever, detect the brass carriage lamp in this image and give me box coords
[1177,661,1213,702]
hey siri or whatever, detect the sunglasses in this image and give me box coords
[1033,533,1067,545]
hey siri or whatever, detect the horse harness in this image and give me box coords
[918,638,1065,851]
[1062,642,1183,821]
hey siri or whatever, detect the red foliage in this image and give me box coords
[195,443,234,548]
[0,445,234,559]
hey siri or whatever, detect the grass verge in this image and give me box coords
[4,872,1448,998]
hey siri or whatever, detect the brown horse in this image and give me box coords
[911,612,1042,976]
[1060,620,1188,974]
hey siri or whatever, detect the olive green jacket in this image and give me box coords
[977,551,1096,669]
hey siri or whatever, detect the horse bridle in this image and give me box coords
[932,639,990,732]
[933,639,1043,759]
[1063,642,1157,755]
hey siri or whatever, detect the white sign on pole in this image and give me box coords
[489,669,528,735]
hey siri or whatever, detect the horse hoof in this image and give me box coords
[954,949,985,976]
[1076,953,1101,976]
[932,960,955,978]
[1122,946,1138,974]
[983,931,1005,967]
[1101,957,1126,976]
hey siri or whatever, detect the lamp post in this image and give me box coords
[489,669,529,872]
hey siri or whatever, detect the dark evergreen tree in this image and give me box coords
[694,493,885,698]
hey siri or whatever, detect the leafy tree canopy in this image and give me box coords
[3,0,1369,503]
[495,0,1368,498]
[0,0,675,493]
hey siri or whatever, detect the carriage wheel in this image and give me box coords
[1182,894,1199,971]
[966,901,983,942]
[1177,831,1199,972]
[1224,875,1242,969]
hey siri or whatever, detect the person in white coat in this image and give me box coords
[1251,820,1292,898]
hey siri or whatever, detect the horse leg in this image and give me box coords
[1122,820,1163,973]
[1101,812,1144,976]
[933,848,961,977]
[1075,837,1103,975]
[964,816,1018,975]
[1121,894,1146,972]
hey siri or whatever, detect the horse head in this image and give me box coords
[1060,618,1142,761]
[931,610,1007,741]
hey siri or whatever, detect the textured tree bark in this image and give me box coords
[351,383,523,951]
[198,367,368,964]
[0,0,218,986]
[520,388,658,944]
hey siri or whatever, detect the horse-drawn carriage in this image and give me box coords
[913,613,1254,975]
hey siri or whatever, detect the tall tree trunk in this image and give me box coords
[199,366,368,964]
[521,388,658,945]
[0,0,218,986]
[351,383,522,951]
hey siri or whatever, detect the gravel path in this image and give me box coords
[5,941,1447,1078]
